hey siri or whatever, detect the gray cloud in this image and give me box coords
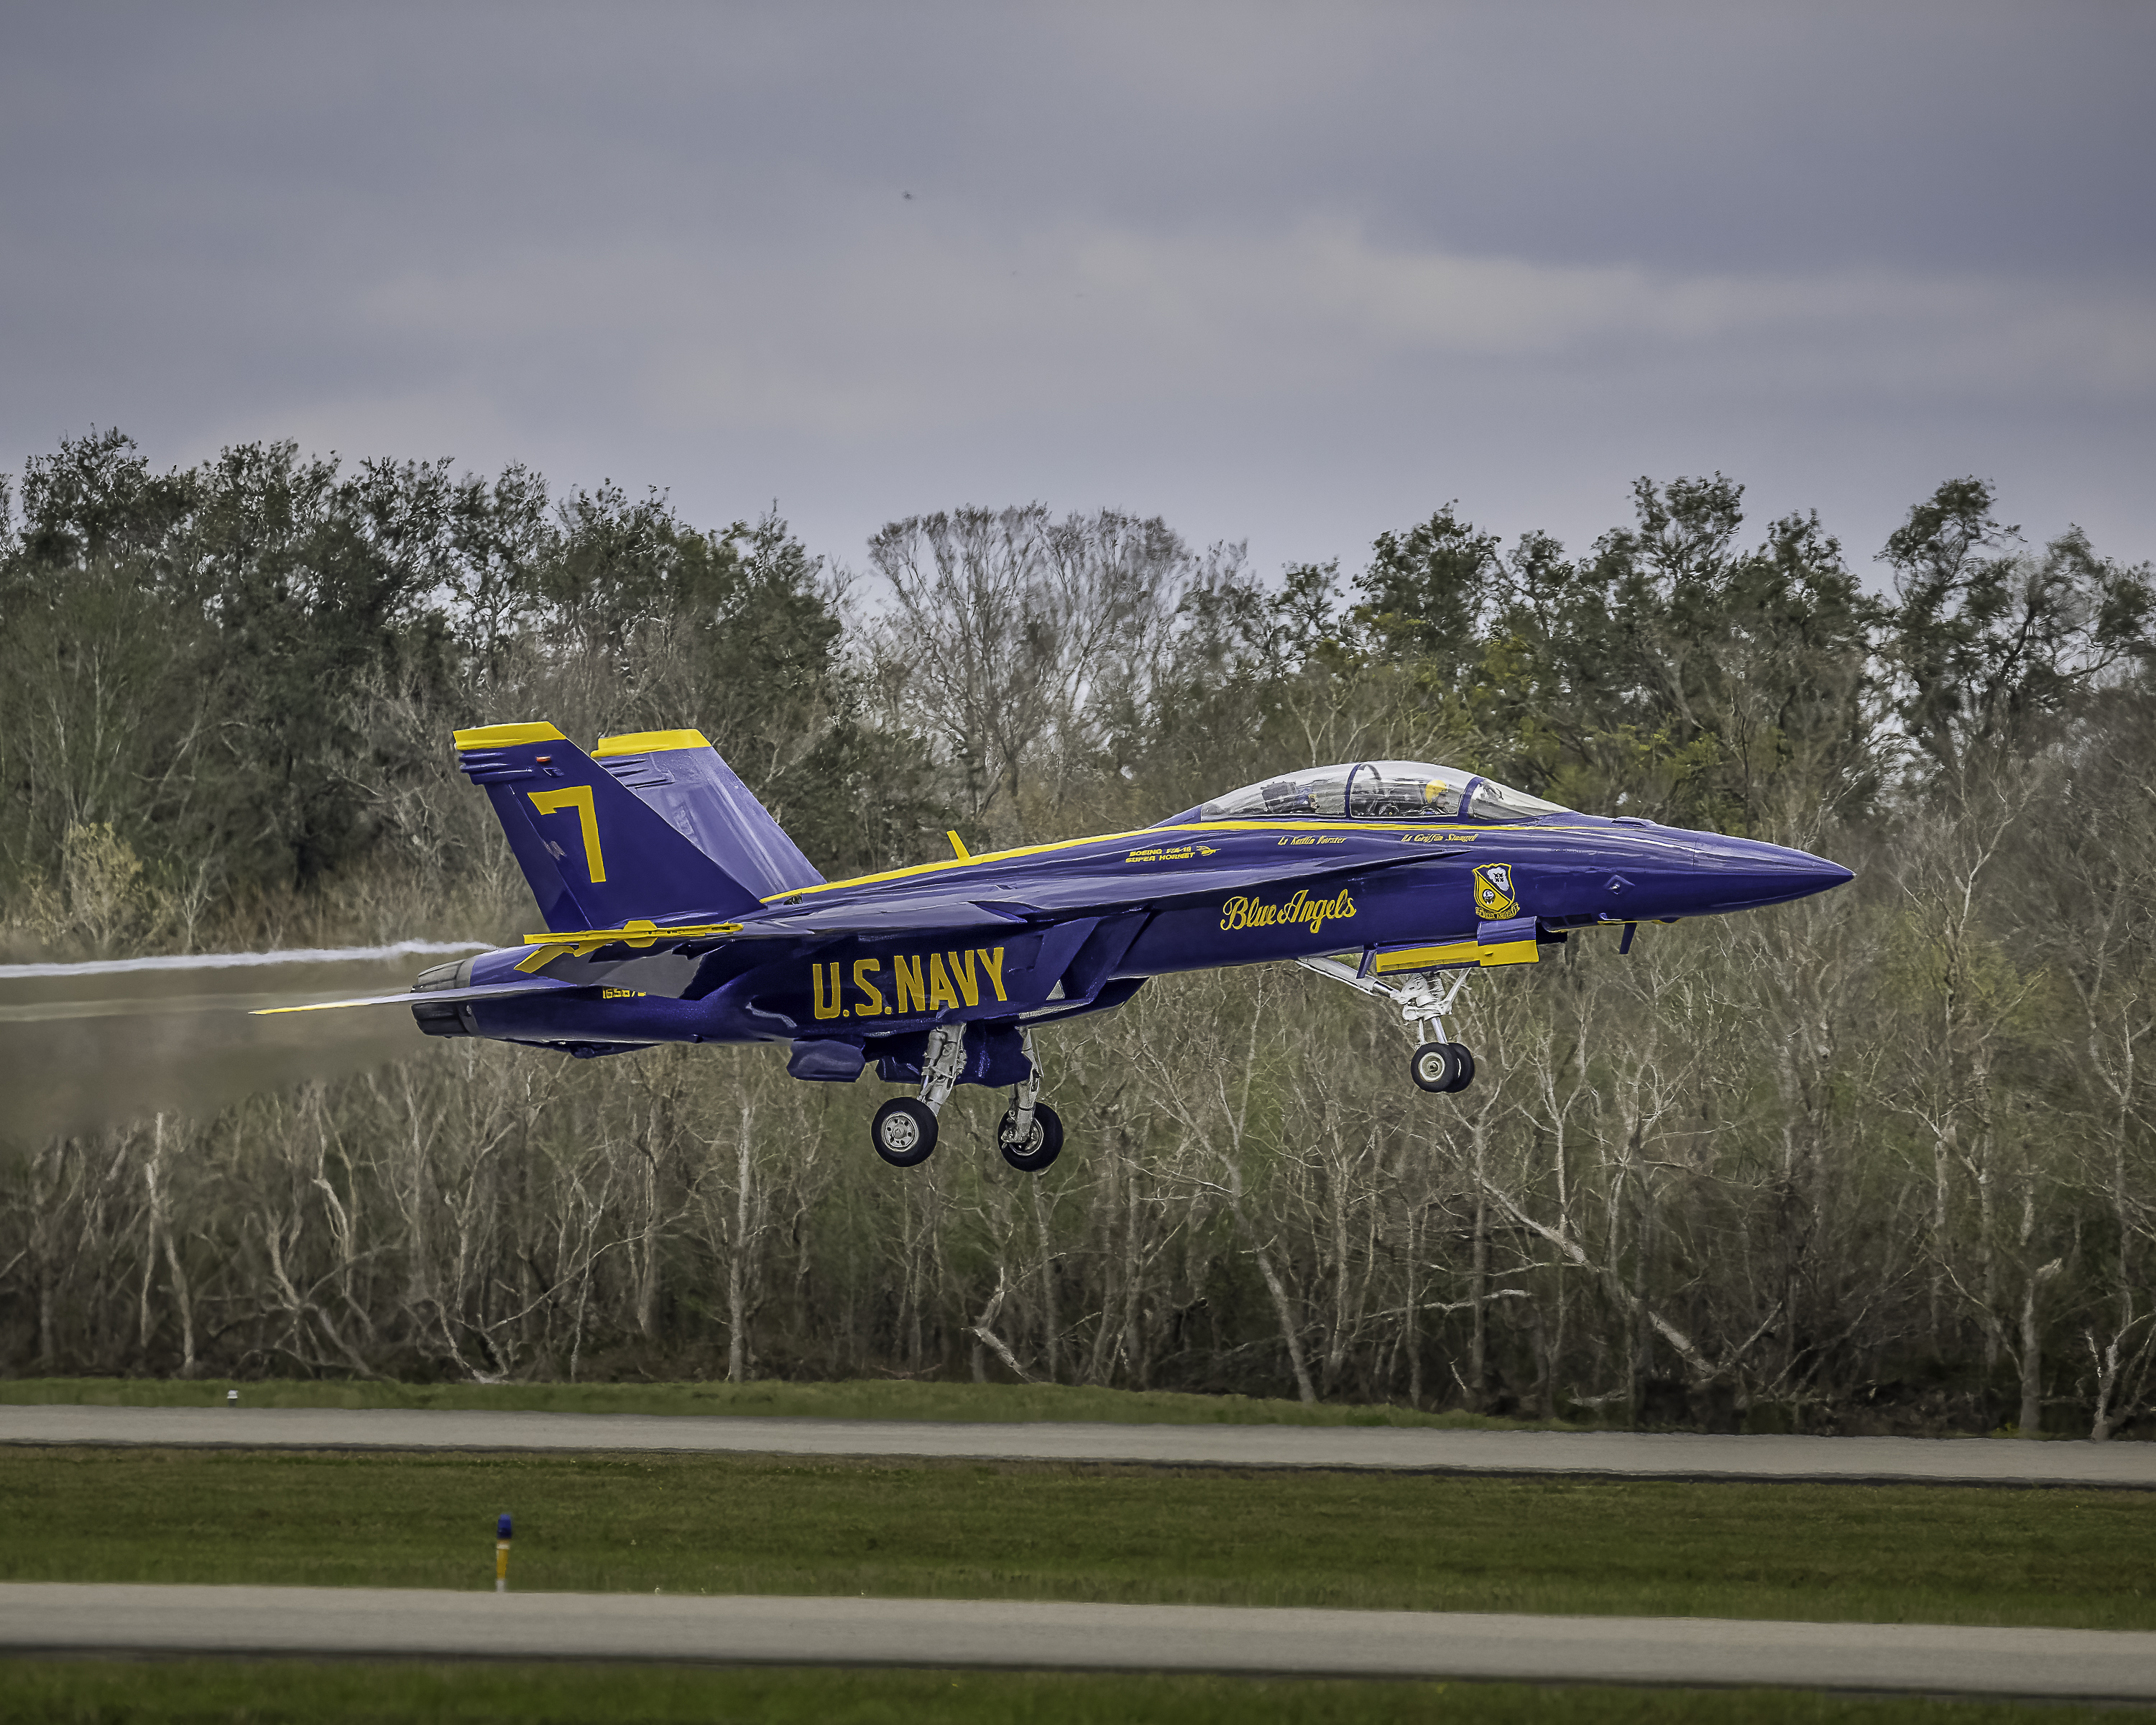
[4,1,2150,578]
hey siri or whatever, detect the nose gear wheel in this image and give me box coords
[1411,1041,1475,1094]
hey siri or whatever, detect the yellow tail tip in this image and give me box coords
[591,729,713,758]
[453,722,567,750]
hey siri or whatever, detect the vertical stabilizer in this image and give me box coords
[453,723,768,931]
[591,730,824,899]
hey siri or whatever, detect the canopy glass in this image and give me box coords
[1184,760,1570,824]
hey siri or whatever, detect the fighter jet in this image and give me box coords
[264,725,1853,1172]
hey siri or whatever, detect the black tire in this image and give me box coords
[998,1103,1064,1172]
[871,1098,939,1167]
[1447,1044,1476,1092]
[1411,1041,1461,1093]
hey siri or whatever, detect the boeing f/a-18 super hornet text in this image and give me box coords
[265,724,1853,1173]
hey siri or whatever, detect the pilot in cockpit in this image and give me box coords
[1184,760,1567,826]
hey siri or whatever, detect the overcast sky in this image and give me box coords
[5,2,2151,586]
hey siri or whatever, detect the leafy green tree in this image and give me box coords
[0,430,207,910]
[1352,505,1501,675]
[1882,478,2155,776]
[1348,478,1880,835]
[177,443,456,888]
[446,464,553,687]
[690,511,943,878]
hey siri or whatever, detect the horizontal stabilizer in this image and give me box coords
[251,980,571,1016]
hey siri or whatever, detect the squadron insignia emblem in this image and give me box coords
[1472,862,1519,919]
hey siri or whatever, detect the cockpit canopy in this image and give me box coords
[1169,760,1570,825]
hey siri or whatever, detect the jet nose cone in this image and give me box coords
[1719,839,1853,910]
[1812,857,1856,893]
[1765,842,1854,896]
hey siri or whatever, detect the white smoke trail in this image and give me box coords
[0,940,489,981]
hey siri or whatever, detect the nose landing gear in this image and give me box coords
[1299,953,1478,1097]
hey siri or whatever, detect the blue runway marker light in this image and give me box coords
[496,1513,512,1592]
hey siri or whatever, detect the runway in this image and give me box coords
[3,1582,2151,1698]
[5,1403,2152,1487]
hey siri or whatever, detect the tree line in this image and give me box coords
[3,428,2153,1436]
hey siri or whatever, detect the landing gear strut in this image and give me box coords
[869,1022,969,1167]
[1299,954,1478,1096]
[997,1028,1062,1172]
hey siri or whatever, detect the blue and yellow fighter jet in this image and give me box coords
[266,724,1853,1172]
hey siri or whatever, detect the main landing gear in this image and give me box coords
[869,1097,939,1167]
[870,1020,966,1167]
[997,1046,1064,1172]
[1298,954,1478,1097]
[870,1025,1064,1172]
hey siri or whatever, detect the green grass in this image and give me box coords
[0,1375,1551,1427]
[6,1448,2154,1630]
[0,1660,2139,1725]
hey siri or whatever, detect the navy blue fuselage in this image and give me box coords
[240,729,1861,1164]
[410,748,1851,1083]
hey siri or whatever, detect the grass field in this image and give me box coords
[0,1375,1552,1427]
[6,1448,2152,1630]
[0,1660,2137,1725]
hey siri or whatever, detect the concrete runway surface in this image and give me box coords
[5,1403,2153,1486]
[3,1583,2153,1699]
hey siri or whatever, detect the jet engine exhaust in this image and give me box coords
[0,944,489,1146]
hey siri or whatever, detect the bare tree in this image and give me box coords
[866,507,1192,844]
